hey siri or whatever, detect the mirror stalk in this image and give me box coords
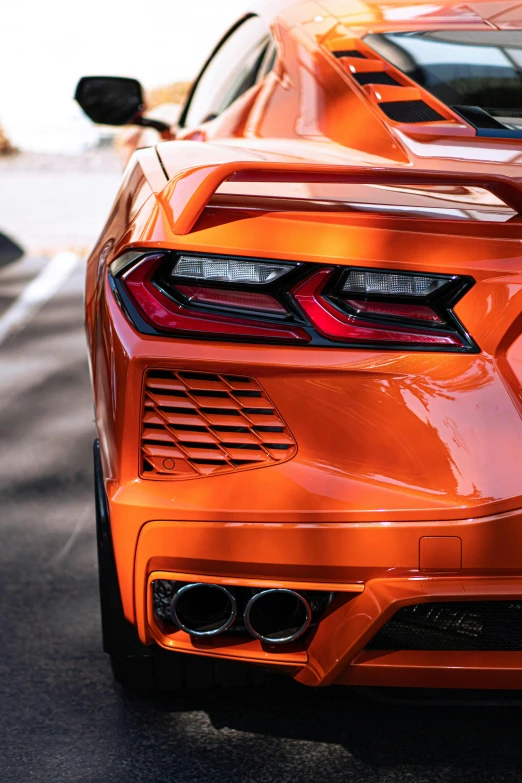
[134,115,173,135]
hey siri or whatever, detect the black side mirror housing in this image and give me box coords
[75,76,171,132]
[75,76,145,126]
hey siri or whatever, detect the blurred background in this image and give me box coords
[3,4,522,780]
[0,0,249,255]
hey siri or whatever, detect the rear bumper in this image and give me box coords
[328,578,522,690]
[96,278,522,689]
[129,513,522,689]
[339,650,522,690]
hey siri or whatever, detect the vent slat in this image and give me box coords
[143,444,185,459]
[239,398,275,410]
[225,447,269,462]
[180,377,229,392]
[148,393,197,410]
[214,431,260,445]
[182,446,228,460]
[162,412,203,425]
[146,378,186,392]
[196,396,238,409]
[258,431,294,446]
[142,430,171,442]
[202,411,243,424]
[244,412,284,426]
[143,412,166,426]
[174,432,220,444]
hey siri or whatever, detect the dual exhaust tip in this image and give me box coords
[170,583,312,644]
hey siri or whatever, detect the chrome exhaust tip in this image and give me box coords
[244,588,312,644]
[170,583,237,637]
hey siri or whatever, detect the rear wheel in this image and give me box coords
[110,654,156,691]
[94,440,271,693]
[110,648,267,693]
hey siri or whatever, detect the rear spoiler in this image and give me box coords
[156,146,522,235]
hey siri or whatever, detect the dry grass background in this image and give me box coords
[0,124,17,156]
[146,81,191,109]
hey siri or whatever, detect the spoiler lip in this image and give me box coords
[155,144,522,235]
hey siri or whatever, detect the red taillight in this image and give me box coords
[110,250,476,352]
[174,284,287,315]
[292,270,463,347]
[121,256,310,343]
[343,299,442,323]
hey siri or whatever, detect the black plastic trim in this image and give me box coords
[452,105,522,139]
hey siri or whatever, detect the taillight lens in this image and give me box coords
[341,269,448,297]
[293,269,464,347]
[109,251,477,352]
[118,254,309,343]
[173,255,292,285]
[175,285,288,315]
[344,299,442,322]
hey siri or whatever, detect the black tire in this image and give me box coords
[94,440,272,694]
[109,648,229,693]
[110,654,157,691]
[110,648,268,693]
[94,440,151,659]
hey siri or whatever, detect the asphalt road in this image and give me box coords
[1,155,522,783]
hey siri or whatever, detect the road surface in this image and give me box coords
[0,153,521,783]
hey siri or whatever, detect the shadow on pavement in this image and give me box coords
[123,681,522,777]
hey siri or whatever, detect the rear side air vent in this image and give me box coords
[353,72,400,86]
[379,100,444,123]
[141,369,297,479]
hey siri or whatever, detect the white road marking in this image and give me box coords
[0,251,80,347]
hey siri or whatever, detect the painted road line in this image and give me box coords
[0,251,80,347]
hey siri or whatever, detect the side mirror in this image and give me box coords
[74,76,171,133]
[75,76,144,126]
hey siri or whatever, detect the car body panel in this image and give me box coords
[86,0,522,688]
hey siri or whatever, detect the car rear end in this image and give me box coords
[86,141,522,690]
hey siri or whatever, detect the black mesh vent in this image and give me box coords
[367,601,522,651]
[379,100,445,123]
[333,49,366,58]
[354,72,400,86]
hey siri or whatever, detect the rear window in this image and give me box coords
[364,31,522,130]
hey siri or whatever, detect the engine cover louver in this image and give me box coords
[379,100,445,123]
[141,369,297,479]
[333,49,366,58]
[353,72,400,86]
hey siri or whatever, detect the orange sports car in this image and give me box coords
[76,0,522,694]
